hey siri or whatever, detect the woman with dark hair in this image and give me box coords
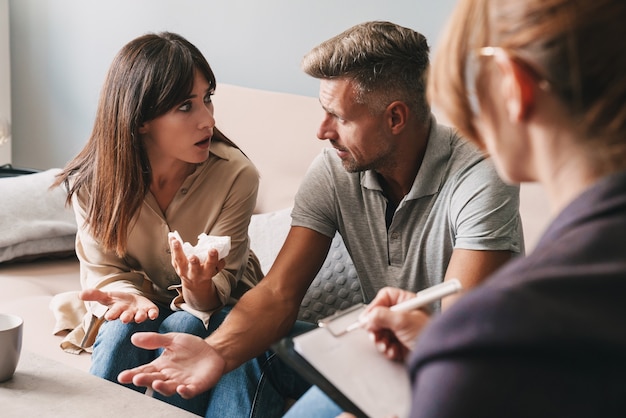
[52,32,263,415]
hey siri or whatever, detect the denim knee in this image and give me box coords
[159,310,210,337]
[255,320,317,402]
[158,306,232,340]
[89,318,162,388]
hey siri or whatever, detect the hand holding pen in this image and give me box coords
[358,279,462,362]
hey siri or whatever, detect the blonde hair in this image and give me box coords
[429,0,626,166]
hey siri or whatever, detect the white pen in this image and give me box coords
[342,278,463,335]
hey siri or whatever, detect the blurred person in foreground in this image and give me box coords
[341,1,626,417]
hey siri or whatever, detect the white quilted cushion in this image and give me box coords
[248,208,292,274]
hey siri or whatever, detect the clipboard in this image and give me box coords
[273,304,411,418]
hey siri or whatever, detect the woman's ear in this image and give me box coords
[138,122,148,135]
[493,53,536,122]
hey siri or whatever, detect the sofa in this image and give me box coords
[0,83,552,375]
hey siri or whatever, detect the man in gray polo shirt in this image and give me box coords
[118,21,523,417]
[292,120,520,305]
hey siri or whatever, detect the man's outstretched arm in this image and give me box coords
[118,226,333,398]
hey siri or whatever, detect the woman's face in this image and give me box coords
[139,70,216,166]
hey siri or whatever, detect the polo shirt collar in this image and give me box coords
[361,116,451,201]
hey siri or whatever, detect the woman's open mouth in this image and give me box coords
[195,137,212,149]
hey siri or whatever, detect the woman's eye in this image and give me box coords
[178,101,192,112]
[204,93,214,104]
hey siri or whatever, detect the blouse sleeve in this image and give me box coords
[72,190,148,318]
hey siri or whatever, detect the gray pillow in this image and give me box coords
[0,169,77,263]
[248,208,363,324]
[298,233,364,323]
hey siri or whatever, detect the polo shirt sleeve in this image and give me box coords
[291,150,339,238]
[449,158,523,254]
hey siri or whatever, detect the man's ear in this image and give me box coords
[386,101,409,133]
[493,53,536,122]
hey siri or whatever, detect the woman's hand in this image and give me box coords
[117,332,225,399]
[360,287,430,362]
[169,236,225,286]
[169,236,226,311]
[79,288,159,323]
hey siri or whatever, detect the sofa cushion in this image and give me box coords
[298,233,363,323]
[0,169,77,263]
[212,83,328,213]
[248,208,363,324]
[248,208,292,275]
[0,258,89,371]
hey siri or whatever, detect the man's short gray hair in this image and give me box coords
[301,21,430,121]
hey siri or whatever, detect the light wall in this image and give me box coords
[9,0,457,169]
[0,0,10,165]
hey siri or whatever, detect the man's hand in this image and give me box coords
[80,288,159,323]
[117,332,225,399]
[360,287,429,362]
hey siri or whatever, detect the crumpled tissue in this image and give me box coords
[168,231,231,263]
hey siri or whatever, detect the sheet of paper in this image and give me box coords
[293,305,411,418]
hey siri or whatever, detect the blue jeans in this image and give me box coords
[91,308,316,418]
[282,385,343,418]
[205,349,285,418]
[91,305,255,416]
[205,321,315,418]
[206,319,317,418]
[245,321,316,418]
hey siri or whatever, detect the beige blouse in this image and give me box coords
[51,140,263,354]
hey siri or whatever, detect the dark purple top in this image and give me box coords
[408,171,626,418]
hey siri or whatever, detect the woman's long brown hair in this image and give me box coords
[54,32,239,256]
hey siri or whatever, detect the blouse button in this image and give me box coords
[181,188,188,195]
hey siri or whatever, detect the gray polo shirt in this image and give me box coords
[291,119,523,302]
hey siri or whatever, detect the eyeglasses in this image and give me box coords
[478,46,551,91]
[466,46,551,114]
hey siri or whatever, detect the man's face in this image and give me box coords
[317,78,394,173]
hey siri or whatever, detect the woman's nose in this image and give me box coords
[200,106,216,130]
